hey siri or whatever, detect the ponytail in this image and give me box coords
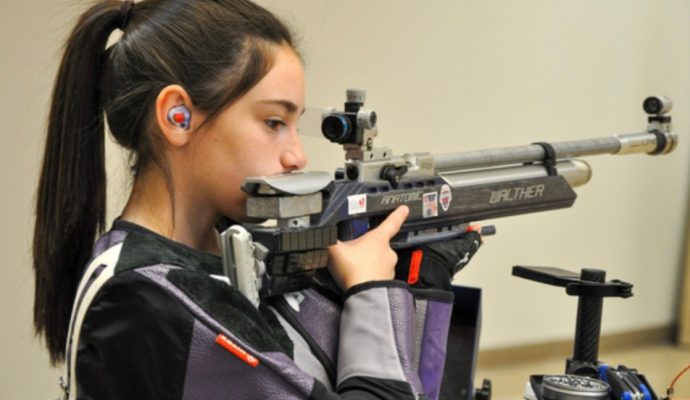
[33,0,121,365]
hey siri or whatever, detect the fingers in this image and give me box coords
[326,206,408,291]
[373,205,410,240]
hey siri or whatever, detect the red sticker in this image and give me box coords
[407,249,424,285]
[215,334,260,367]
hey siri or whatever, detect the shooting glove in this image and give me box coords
[394,231,482,291]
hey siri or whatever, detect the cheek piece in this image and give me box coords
[167,105,191,130]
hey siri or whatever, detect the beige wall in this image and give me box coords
[2,0,689,398]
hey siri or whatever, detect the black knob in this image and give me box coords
[380,165,408,188]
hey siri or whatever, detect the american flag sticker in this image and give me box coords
[423,192,438,218]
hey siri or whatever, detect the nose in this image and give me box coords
[280,129,308,171]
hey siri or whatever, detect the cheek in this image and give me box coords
[204,133,285,219]
[208,157,249,220]
[188,133,243,212]
[230,135,286,177]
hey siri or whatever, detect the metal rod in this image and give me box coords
[433,131,676,172]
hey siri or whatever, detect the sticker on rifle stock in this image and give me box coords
[348,194,367,215]
[440,184,452,212]
[422,192,438,218]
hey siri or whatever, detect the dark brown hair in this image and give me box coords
[33,0,295,364]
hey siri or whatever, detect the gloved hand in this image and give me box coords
[394,231,482,290]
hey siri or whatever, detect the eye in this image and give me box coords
[265,119,287,131]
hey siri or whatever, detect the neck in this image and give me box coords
[120,167,220,254]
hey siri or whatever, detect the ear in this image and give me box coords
[155,85,198,147]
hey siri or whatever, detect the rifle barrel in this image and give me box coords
[433,131,676,172]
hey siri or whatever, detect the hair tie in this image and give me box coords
[119,0,134,30]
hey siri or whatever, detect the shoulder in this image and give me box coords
[81,263,293,357]
[84,222,293,355]
[76,269,195,399]
[82,267,194,333]
[76,267,316,399]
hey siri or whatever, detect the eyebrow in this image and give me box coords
[258,99,306,115]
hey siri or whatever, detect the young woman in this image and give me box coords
[33,1,480,399]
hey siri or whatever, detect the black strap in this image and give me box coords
[529,142,558,176]
[648,129,668,155]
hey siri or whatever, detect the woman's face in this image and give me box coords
[189,45,307,221]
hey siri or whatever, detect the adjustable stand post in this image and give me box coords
[568,269,606,376]
[511,266,633,378]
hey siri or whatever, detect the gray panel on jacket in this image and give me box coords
[337,287,407,385]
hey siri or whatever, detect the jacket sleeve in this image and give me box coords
[320,282,453,400]
[332,280,423,400]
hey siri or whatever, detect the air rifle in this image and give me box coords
[219,90,677,306]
